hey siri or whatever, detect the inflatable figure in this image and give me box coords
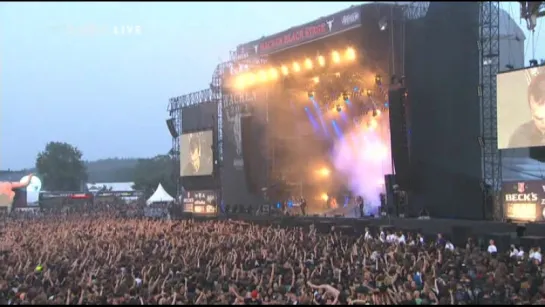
[0,174,33,207]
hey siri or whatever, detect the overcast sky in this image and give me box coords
[1,2,543,170]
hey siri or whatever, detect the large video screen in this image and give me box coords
[180,130,214,177]
[497,66,545,149]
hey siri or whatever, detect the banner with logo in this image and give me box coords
[95,191,143,198]
[502,180,545,222]
[183,190,218,214]
[235,6,362,57]
[40,192,93,200]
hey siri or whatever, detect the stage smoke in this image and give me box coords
[332,110,392,215]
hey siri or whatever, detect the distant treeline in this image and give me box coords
[0,158,139,183]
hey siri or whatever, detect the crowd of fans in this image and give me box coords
[0,207,544,305]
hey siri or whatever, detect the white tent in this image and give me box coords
[146,183,174,205]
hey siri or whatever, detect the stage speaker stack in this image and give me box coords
[384,174,398,216]
[241,115,259,194]
[166,118,178,138]
[387,87,411,190]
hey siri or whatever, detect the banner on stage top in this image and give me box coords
[235,6,362,57]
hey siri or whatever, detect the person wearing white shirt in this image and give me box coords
[445,241,455,251]
[398,233,406,244]
[509,245,519,258]
[487,240,497,254]
[364,228,372,241]
[417,234,424,245]
[530,248,542,263]
[517,247,525,258]
[379,231,386,243]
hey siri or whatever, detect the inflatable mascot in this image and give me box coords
[0,174,34,210]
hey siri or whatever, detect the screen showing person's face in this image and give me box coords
[190,145,201,171]
[530,95,545,133]
[497,66,545,149]
[180,130,213,176]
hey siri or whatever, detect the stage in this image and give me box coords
[181,213,545,252]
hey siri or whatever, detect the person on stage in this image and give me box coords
[356,196,364,218]
[300,197,307,216]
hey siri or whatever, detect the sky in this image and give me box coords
[0,2,543,170]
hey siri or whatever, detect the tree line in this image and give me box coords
[13,142,177,197]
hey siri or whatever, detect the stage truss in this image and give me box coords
[479,2,502,220]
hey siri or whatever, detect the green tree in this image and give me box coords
[132,155,177,197]
[36,142,88,191]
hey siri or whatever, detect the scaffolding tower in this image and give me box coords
[479,1,502,220]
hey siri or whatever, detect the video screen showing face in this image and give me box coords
[497,66,545,149]
[180,130,214,177]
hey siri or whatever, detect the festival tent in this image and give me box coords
[146,183,174,205]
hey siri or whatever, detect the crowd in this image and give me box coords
[0,210,544,305]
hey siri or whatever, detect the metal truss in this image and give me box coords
[479,1,502,220]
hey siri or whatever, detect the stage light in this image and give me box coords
[268,68,279,80]
[345,47,356,61]
[331,51,341,64]
[375,109,381,117]
[378,16,388,31]
[320,193,329,201]
[304,58,313,70]
[336,104,342,112]
[258,70,267,82]
[293,62,301,72]
[246,73,256,85]
[317,55,326,67]
[317,167,330,177]
[334,72,341,78]
[384,102,389,108]
[308,91,315,99]
[281,65,289,76]
[235,75,246,89]
[312,77,320,84]
[366,89,373,97]
[375,75,382,86]
[369,118,378,130]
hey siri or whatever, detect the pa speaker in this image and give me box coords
[166,118,178,138]
[388,87,411,189]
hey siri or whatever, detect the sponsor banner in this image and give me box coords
[236,6,362,56]
[183,190,217,214]
[95,191,143,198]
[502,180,545,222]
[40,192,93,200]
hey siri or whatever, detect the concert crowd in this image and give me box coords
[0,206,544,305]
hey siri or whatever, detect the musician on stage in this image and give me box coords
[356,196,364,218]
[300,197,307,216]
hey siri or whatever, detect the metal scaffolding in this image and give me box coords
[479,1,502,220]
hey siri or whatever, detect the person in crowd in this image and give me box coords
[0,206,544,305]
